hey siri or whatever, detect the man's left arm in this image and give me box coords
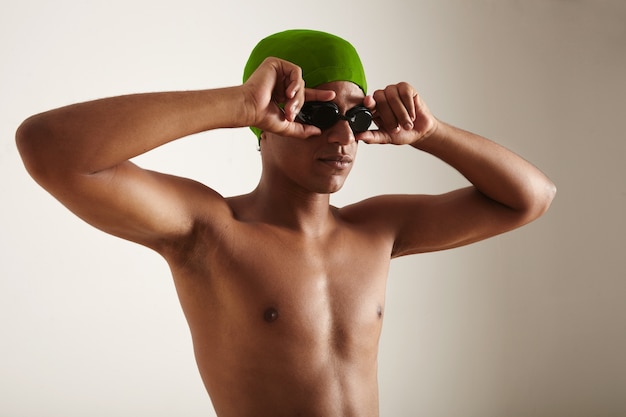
[356,82,556,257]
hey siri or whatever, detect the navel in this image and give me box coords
[377,304,383,319]
[263,307,279,323]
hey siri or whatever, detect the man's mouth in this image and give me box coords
[318,155,353,169]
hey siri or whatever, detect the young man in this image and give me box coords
[16,29,555,417]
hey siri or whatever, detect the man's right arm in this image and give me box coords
[16,87,249,251]
[16,58,334,252]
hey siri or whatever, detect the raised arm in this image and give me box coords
[16,88,245,250]
[16,58,333,251]
[354,82,556,257]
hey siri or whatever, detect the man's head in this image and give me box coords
[243,29,367,140]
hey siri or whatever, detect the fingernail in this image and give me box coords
[403,123,413,130]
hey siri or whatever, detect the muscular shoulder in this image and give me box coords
[154,177,238,259]
[338,194,438,257]
[338,194,430,225]
[336,195,414,241]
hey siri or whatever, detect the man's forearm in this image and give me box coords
[16,87,246,176]
[414,121,556,216]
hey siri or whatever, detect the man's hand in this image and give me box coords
[242,57,335,139]
[358,82,438,146]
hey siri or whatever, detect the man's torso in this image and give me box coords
[164,197,394,417]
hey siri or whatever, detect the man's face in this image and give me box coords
[260,81,365,194]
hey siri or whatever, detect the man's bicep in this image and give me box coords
[52,161,218,249]
[374,188,527,257]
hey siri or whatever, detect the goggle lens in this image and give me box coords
[297,102,372,133]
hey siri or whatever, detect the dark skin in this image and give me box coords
[16,57,555,416]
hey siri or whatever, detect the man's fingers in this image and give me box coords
[360,83,435,145]
[397,82,417,122]
[369,83,420,135]
[356,130,391,145]
[283,96,301,122]
[363,95,376,110]
[284,61,303,98]
[385,84,417,131]
[282,121,322,139]
[283,88,335,122]
[305,88,336,103]
[373,88,399,133]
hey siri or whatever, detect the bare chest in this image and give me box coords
[172,221,392,353]
[167,221,392,414]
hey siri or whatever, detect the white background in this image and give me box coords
[2,0,625,416]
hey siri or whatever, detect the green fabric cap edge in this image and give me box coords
[242,29,367,140]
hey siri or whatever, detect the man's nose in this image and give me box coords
[326,120,355,146]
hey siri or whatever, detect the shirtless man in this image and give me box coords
[16,30,555,416]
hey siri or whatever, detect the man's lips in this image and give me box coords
[318,155,353,169]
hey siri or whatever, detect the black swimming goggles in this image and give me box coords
[296,101,373,134]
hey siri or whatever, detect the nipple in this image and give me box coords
[263,307,279,323]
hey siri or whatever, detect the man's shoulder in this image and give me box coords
[338,193,434,228]
[337,195,397,224]
[338,195,398,216]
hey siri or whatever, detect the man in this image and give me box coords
[16,29,555,416]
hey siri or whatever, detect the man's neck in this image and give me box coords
[246,182,337,237]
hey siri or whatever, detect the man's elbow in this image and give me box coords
[16,115,57,183]
[524,177,557,222]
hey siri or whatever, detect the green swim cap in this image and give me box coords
[243,29,367,139]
